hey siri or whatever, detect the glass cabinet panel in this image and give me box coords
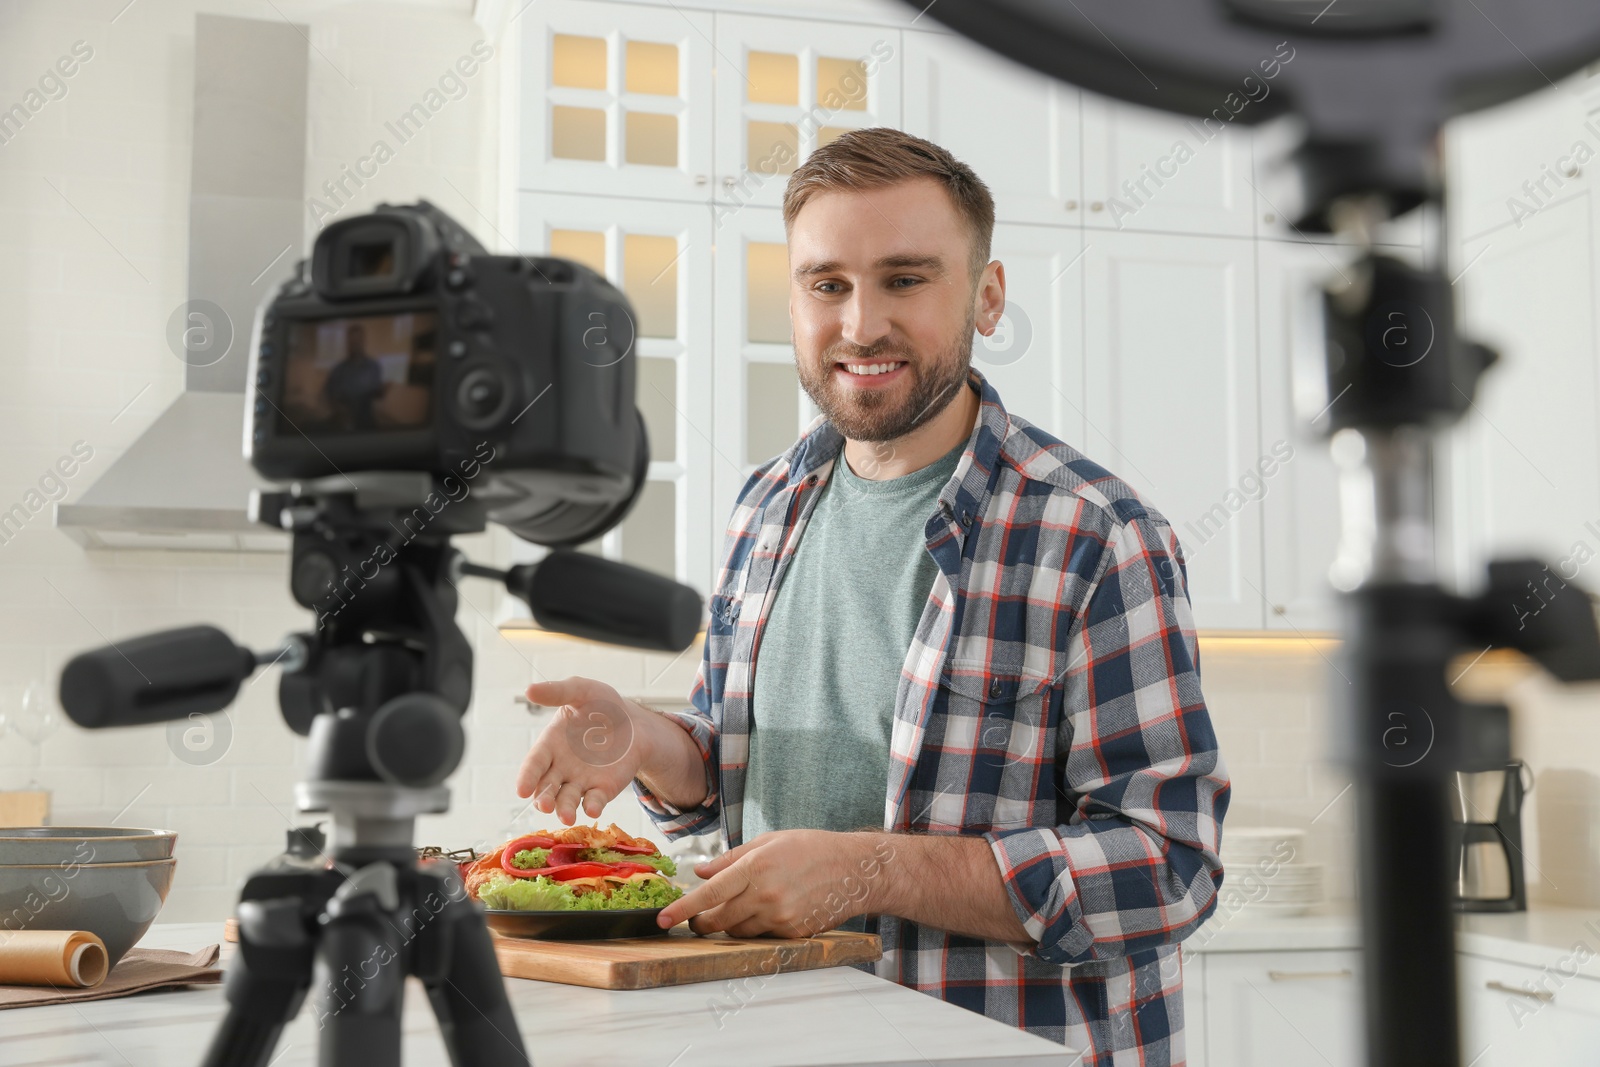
[620,480,677,577]
[746,242,790,344]
[745,362,800,465]
[553,34,606,90]
[624,111,678,167]
[625,40,677,95]
[552,106,606,161]
[747,51,799,106]
[549,229,606,275]
[816,57,868,110]
[636,356,678,464]
[623,233,679,338]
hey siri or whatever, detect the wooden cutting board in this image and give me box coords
[488,927,880,989]
[223,919,880,991]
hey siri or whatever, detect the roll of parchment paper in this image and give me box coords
[0,930,109,988]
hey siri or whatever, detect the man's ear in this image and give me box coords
[975,259,1006,337]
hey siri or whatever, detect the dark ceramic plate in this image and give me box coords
[484,907,670,940]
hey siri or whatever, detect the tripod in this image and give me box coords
[61,475,529,1067]
[202,476,528,1067]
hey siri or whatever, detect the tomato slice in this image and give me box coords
[499,836,559,878]
[543,860,656,882]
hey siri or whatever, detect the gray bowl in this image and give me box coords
[0,857,176,970]
[0,827,176,865]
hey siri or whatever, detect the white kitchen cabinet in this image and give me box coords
[711,13,901,212]
[1444,77,1597,245]
[710,205,808,533]
[1458,952,1600,1067]
[977,222,1086,448]
[1081,95,1256,238]
[516,192,717,592]
[517,0,716,202]
[1255,237,1360,634]
[1082,231,1265,630]
[902,29,1082,227]
[1446,194,1600,590]
[1200,950,1362,1067]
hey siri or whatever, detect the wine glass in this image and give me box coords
[10,680,60,789]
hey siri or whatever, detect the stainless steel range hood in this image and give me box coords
[55,13,308,552]
[55,393,291,551]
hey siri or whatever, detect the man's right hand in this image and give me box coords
[515,677,708,825]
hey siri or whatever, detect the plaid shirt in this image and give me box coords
[635,371,1229,1064]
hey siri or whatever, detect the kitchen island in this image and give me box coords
[0,923,1076,1066]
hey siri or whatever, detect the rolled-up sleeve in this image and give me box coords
[633,658,723,838]
[984,512,1229,967]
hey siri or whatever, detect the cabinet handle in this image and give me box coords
[1485,980,1553,1003]
[1267,969,1353,981]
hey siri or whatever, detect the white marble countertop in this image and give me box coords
[1186,900,1600,980]
[0,923,1075,1067]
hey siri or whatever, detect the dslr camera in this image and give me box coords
[246,200,648,547]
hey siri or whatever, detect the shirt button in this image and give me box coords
[989,679,1003,698]
[961,510,973,527]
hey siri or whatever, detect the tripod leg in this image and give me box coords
[313,906,408,1067]
[415,872,530,1067]
[201,896,317,1067]
[201,960,304,1067]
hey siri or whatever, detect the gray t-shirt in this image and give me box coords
[743,440,964,842]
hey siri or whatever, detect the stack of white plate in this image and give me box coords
[1220,827,1324,917]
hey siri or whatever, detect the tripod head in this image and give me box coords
[59,473,702,802]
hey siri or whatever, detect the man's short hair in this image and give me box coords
[781,127,996,287]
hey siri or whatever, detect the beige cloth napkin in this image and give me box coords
[0,943,222,1009]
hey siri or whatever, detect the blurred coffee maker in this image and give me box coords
[1452,761,1530,912]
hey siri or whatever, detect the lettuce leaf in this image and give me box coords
[508,847,676,877]
[589,849,677,876]
[477,871,683,912]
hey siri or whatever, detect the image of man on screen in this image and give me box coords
[322,323,385,431]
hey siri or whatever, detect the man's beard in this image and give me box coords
[796,306,976,443]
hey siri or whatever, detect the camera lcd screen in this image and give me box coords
[279,312,438,435]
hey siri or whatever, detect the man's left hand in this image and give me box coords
[655,829,896,938]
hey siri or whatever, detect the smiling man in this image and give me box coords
[516,128,1229,1064]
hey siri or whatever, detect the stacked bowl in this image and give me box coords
[0,827,178,969]
[1220,826,1325,917]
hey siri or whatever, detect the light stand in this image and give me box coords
[897,2,1600,1063]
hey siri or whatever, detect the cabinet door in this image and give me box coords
[902,30,1082,227]
[1203,950,1361,1067]
[711,205,809,534]
[1083,232,1264,630]
[712,14,901,211]
[1458,953,1600,1067]
[516,193,716,594]
[1256,237,1361,634]
[1444,80,1595,244]
[978,222,1087,448]
[1446,194,1600,588]
[517,0,714,202]
[1082,94,1256,238]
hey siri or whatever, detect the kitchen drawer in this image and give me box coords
[1201,950,1361,1067]
[1458,953,1600,1067]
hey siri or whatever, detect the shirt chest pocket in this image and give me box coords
[934,665,1058,831]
